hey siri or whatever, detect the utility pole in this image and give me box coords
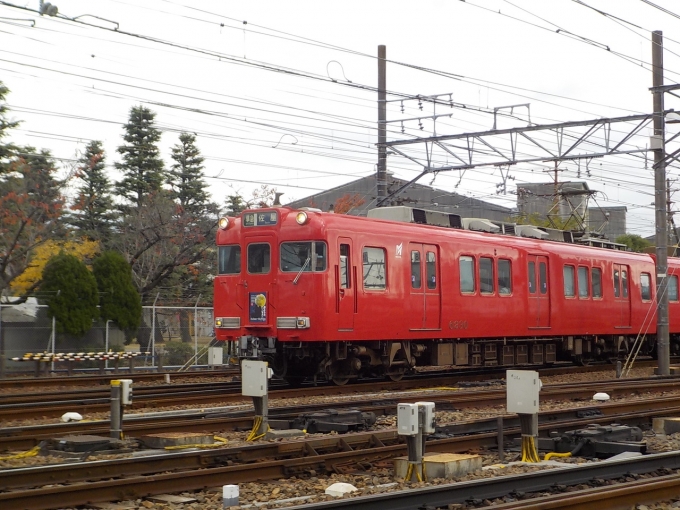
[652,30,670,376]
[377,45,387,205]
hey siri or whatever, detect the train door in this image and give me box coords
[244,234,275,326]
[527,254,551,328]
[337,238,355,331]
[409,243,441,330]
[613,264,631,328]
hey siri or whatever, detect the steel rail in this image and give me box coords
[4,380,680,451]
[283,451,680,510]
[485,473,680,509]
[1,369,677,421]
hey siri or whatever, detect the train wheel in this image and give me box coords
[332,376,350,386]
[386,369,405,382]
[574,355,591,366]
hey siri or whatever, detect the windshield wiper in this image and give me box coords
[293,257,311,285]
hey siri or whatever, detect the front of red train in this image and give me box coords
[213,207,330,379]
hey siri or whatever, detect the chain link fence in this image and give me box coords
[0,301,233,375]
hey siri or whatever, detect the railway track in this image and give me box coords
[0,397,678,510]
[3,374,680,451]
[0,363,667,422]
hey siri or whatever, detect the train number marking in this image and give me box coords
[448,320,468,330]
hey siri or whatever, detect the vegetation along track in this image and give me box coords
[1,396,678,510]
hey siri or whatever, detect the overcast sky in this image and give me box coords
[2,0,680,236]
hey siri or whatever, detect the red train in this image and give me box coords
[213,206,680,384]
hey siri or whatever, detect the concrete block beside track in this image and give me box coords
[394,452,482,479]
[652,417,680,435]
[265,429,305,440]
[140,432,215,449]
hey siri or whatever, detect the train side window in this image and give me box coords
[411,251,421,289]
[622,270,629,298]
[563,265,575,297]
[614,269,620,297]
[339,244,350,289]
[218,245,241,274]
[592,268,602,298]
[480,257,494,294]
[460,256,475,293]
[363,247,386,290]
[528,261,536,294]
[578,266,589,298]
[670,275,679,302]
[426,251,437,289]
[247,243,270,274]
[539,262,548,294]
[498,259,512,295]
[640,273,652,301]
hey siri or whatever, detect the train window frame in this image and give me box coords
[563,265,575,298]
[480,257,494,295]
[614,269,620,297]
[498,259,512,295]
[640,272,652,301]
[426,251,437,290]
[247,243,271,274]
[622,269,629,298]
[279,241,327,273]
[592,267,603,298]
[411,250,422,289]
[578,266,589,298]
[460,255,476,294]
[339,244,351,289]
[528,261,536,294]
[218,245,241,275]
[363,247,387,291]
[670,275,679,302]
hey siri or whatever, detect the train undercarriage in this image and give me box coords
[237,334,671,385]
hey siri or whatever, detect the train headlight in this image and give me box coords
[295,211,309,225]
[218,217,230,230]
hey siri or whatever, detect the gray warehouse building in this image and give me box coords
[285,174,514,223]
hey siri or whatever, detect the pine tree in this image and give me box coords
[93,251,142,341]
[169,132,210,215]
[40,252,99,336]
[114,106,165,207]
[70,141,116,240]
[0,81,19,168]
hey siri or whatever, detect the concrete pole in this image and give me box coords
[151,293,159,369]
[194,294,201,366]
[377,45,387,204]
[653,30,670,376]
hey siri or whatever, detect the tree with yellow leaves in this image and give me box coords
[10,239,100,296]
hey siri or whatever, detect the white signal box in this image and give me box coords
[397,403,419,436]
[208,347,223,366]
[415,401,436,433]
[506,370,541,414]
[119,379,133,405]
[241,360,272,397]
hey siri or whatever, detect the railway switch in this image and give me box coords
[535,424,646,459]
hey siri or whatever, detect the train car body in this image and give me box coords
[214,206,680,384]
